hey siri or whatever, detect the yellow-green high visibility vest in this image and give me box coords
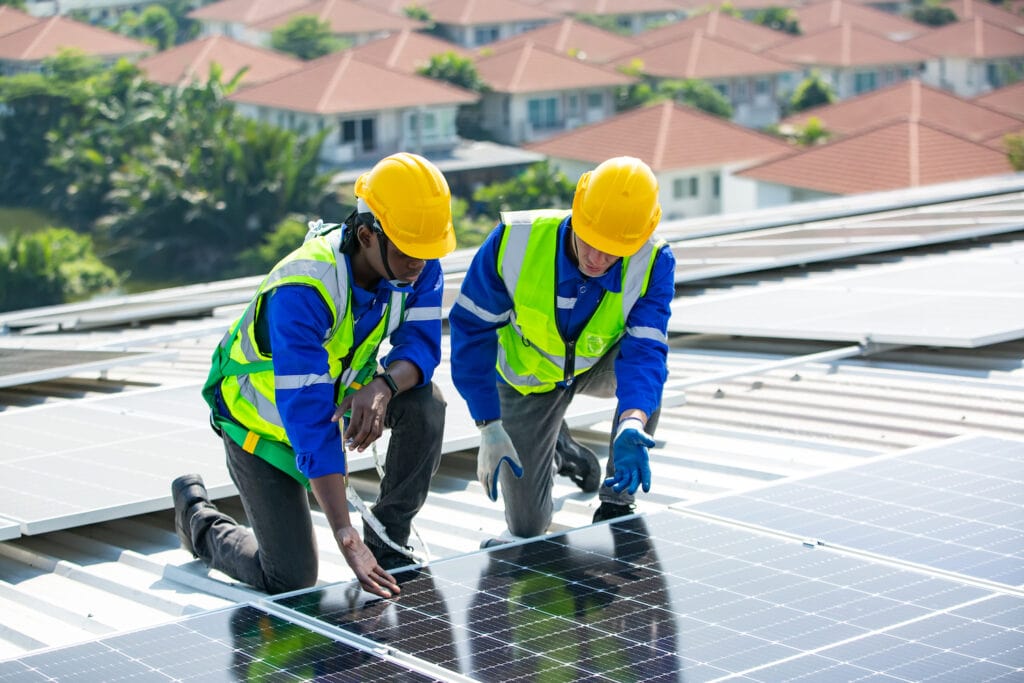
[201,229,406,487]
[495,210,662,395]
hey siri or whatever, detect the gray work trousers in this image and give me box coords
[497,349,660,538]
[190,382,446,594]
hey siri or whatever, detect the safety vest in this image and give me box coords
[202,229,406,487]
[495,210,662,395]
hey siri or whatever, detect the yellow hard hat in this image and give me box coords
[354,152,455,260]
[571,156,662,257]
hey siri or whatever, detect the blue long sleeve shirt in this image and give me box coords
[248,238,444,480]
[449,215,675,422]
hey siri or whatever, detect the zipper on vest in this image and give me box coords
[564,339,576,386]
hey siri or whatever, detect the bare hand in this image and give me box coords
[331,380,390,451]
[335,526,400,599]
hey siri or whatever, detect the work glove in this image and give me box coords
[605,417,654,495]
[477,420,523,502]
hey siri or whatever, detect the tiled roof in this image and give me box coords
[765,21,932,67]
[137,35,302,86]
[475,40,634,93]
[353,0,413,15]
[616,30,795,79]
[517,0,689,13]
[251,0,421,33]
[736,118,1013,194]
[634,10,791,52]
[228,49,478,113]
[0,6,37,36]
[479,17,640,64]
[189,0,313,24]
[974,80,1024,118]
[0,15,150,61]
[905,17,1024,60]
[420,0,558,26]
[525,100,791,170]
[782,79,1024,143]
[942,0,1024,29]
[349,28,468,73]
[981,127,1024,154]
[796,0,926,39]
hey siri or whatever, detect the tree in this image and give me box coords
[909,2,958,26]
[114,5,179,51]
[0,0,26,8]
[417,51,487,92]
[472,161,575,217]
[1006,133,1024,171]
[659,79,733,118]
[788,71,836,114]
[753,7,801,34]
[271,16,347,60]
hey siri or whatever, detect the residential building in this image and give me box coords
[974,80,1024,118]
[136,35,303,87]
[474,40,635,145]
[526,100,792,217]
[0,15,149,76]
[764,22,933,100]
[23,0,164,22]
[941,0,1024,30]
[633,9,790,53]
[348,28,470,74]
[0,6,38,36]
[480,17,640,64]
[794,0,927,41]
[188,0,313,46]
[421,0,558,49]
[246,0,422,48]
[517,0,687,34]
[228,50,478,167]
[615,31,797,128]
[906,18,1024,97]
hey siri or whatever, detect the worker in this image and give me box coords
[449,156,674,542]
[172,152,455,599]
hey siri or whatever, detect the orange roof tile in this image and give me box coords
[765,21,932,67]
[981,127,1024,154]
[0,15,149,61]
[137,35,302,86]
[617,30,795,79]
[974,81,1024,118]
[252,0,420,33]
[0,6,38,37]
[634,10,790,52]
[228,49,478,113]
[475,40,634,93]
[905,17,1024,59]
[942,0,1024,28]
[783,79,1023,143]
[421,0,558,26]
[518,0,689,13]
[525,100,791,170]
[737,118,1013,194]
[349,29,468,73]
[796,0,926,39]
[189,0,313,24]
[354,0,413,15]
[480,17,640,64]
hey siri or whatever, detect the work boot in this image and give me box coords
[592,502,636,523]
[555,422,600,493]
[171,474,214,558]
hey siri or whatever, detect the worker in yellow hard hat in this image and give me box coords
[449,156,675,544]
[174,152,455,598]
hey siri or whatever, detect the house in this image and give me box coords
[974,80,1024,119]
[906,18,1024,97]
[420,0,558,49]
[473,40,635,145]
[0,6,38,36]
[188,0,313,46]
[735,117,1014,203]
[794,0,927,42]
[614,31,797,129]
[479,17,641,64]
[941,0,1024,30]
[516,0,687,34]
[633,9,791,53]
[23,0,165,22]
[136,35,303,87]
[525,100,792,218]
[347,27,470,74]
[763,21,933,100]
[781,79,1024,145]
[0,15,149,76]
[246,0,423,48]
[227,50,478,167]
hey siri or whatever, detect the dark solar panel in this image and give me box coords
[688,435,1024,588]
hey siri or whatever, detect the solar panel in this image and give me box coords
[0,348,178,389]
[682,435,1024,589]
[0,603,444,681]
[668,241,1024,347]
[0,517,19,541]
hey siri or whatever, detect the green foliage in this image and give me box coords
[417,51,488,92]
[403,4,432,25]
[235,216,309,274]
[788,70,836,114]
[271,16,347,60]
[1006,133,1024,171]
[0,207,56,235]
[909,2,958,26]
[572,13,632,36]
[451,197,497,248]
[0,227,119,312]
[0,0,26,9]
[114,5,179,50]
[616,78,733,118]
[753,7,801,34]
[472,161,575,218]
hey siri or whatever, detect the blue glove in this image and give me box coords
[605,417,654,494]
[477,420,523,502]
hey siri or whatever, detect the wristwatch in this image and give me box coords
[475,418,498,427]
[374,370,399,397]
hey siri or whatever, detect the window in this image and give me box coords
[528,97,558,129]
[568,94,579,114]
[586,93,603,110]
[712,174,720,198]
[853,71,877,94]
[714,83,728,98]
[672,176,699,199]
[756,79,770,96]
[338,117,376,152]
[474,25,499,45]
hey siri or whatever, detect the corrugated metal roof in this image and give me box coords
[0,182,1022,662]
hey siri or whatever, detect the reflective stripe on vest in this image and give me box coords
[495,210,660,394]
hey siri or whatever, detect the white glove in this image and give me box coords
[477,420,523,502]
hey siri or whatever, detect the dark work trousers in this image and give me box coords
[497,347,660,538]
[190,382,446,594]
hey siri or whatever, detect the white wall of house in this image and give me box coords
[479,88,617,145]
[711,74,796,129]
[26,0,160,19]
[921,56,1024,97]
[814,62,928,100]
[658,167,722,220]
[748,180,834,209]
[197,20,265,46]
[438,20,552,49]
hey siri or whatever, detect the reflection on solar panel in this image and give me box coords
[668,241,1024,347]
[273,512,1021,681]
[0,604,442,682]
[685,435,1024,589]
[0,348,177,389]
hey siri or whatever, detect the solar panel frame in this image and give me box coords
[0,348,179,389]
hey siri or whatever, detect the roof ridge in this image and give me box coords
[317,50,352,112]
